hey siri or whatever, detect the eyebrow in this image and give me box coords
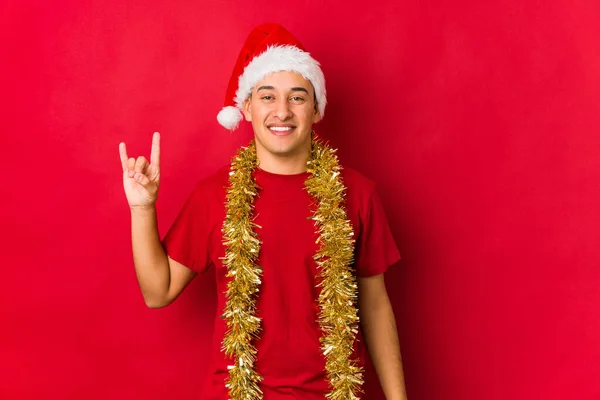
[256,85,310,94]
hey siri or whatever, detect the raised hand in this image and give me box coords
[119,132,161,209]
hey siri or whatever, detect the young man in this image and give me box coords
[119,23,407,400]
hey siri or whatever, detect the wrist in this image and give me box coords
[130,204,156,214]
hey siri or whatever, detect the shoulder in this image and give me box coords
[340,166,378,219]
[188,164,230,201]
[196,164,230,188]
[341,166,377,198]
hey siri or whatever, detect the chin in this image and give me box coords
[258,132,310,154]
[265,143,299,156]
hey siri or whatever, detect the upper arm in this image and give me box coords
[354,188,401,278]
[357,273,390,311]
[165,256,198,304]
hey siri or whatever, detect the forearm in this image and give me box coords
[130,206,170,307]
[360,295,408,400]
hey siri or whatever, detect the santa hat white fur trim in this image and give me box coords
[217,45,326,130]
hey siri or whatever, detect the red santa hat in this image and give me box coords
[216,23,327,130]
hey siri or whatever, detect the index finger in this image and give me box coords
[119,142,128,170]
[150,132,160,166]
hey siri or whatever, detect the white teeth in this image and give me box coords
[269,126,293,132]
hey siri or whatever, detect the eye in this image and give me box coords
[290,96,305,103]
[261,95,274,101]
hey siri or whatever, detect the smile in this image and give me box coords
[268,125,296,136]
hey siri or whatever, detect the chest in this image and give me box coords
[253,185,317,254]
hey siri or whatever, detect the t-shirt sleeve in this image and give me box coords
[354,187,401,277]
[161,183,213,274]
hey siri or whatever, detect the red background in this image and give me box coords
[2,0,599,399]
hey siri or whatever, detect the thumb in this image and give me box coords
[134,172,151,187]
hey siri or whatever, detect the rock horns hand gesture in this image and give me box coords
[119,132,161,209]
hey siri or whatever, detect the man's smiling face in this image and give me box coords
[243,70,321,160]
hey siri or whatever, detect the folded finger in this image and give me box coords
[134,172,150,186]
[134,156,149,174]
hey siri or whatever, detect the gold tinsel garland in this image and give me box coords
[221,135,363,400]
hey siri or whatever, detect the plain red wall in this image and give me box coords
[2,0,600,399]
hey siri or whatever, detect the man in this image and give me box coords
[119,23,408,400]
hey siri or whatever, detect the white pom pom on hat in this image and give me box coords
[217,106,243,130]
[217,23,327,131]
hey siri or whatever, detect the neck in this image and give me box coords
[255,142,311,175]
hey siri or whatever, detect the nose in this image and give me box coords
[274,98,293,121]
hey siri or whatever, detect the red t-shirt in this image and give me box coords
[162,165,401,399]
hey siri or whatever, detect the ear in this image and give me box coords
[242,96,252,122]
[312,103,322,124]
